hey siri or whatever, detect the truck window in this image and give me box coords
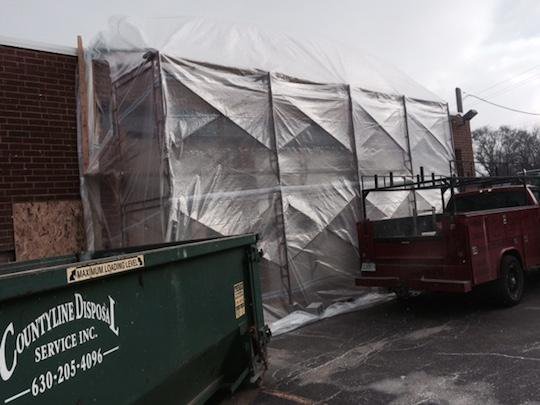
[446,190,528,213]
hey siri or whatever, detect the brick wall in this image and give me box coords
[451,115,475,177]
[0,44,79,260]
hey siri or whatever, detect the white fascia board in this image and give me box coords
[0,35,77,56]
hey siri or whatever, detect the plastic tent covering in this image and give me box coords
[80,17,454,322]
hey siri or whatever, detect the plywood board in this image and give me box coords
[13,200,85,261]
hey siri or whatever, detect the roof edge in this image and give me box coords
[0,35,77,56]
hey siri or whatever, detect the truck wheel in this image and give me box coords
[495,255,524,306]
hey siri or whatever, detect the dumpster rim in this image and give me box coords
[0,234,258,302]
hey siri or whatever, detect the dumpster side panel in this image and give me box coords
[0,238,264,405]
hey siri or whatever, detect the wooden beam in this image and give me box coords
[77,35,89,173]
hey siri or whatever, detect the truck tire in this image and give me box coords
[494,255,524,306]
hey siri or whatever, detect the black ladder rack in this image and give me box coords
[361,171,540,220]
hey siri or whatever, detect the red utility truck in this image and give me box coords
[356,175,540,305]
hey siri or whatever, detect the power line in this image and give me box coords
[466,72,540,108]
[481,71,540,99]
[463,92,540,116]
[469,64,540,95]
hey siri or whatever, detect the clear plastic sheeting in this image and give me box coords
[270,292,396,336]
[80,17,455,323]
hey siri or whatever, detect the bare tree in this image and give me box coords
[472,126,540,176]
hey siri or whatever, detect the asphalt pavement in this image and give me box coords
[226,271,540,405]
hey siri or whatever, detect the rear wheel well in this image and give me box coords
[500,250,523,274]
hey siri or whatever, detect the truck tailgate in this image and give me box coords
[357,217,472,292]
[372,236,445,262]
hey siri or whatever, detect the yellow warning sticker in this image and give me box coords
[234,281,246,319]
[66,255,145,283]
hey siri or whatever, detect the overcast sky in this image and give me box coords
[2,0,540,130]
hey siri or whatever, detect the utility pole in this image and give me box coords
[455,87,463,113]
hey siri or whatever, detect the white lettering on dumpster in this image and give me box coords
[0,324,16,383]
[0,294,120,383]
[4,345,120,403]
[66,255,144,283]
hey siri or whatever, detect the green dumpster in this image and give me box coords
[0,234,269,404]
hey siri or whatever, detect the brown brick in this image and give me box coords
[0,45,80,254]
[451,116,475,177]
